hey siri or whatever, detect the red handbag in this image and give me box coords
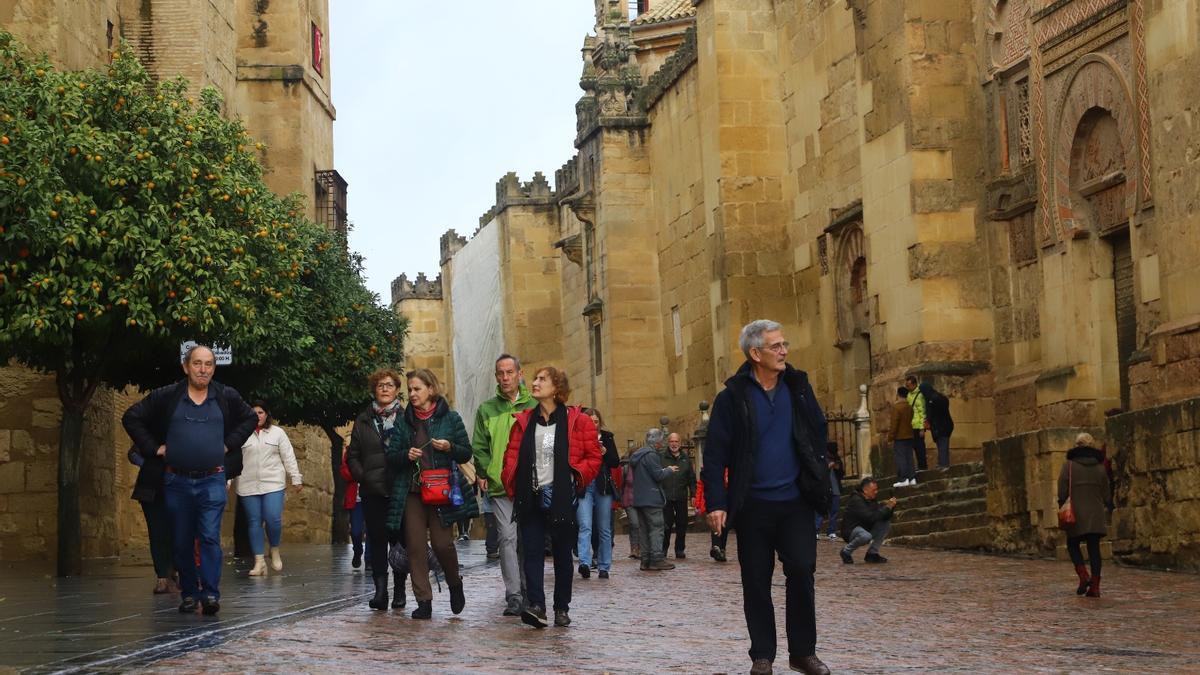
[1058,462,1076,529]
[420,468,453,505]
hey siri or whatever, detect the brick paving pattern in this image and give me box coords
[137,537,1200,674]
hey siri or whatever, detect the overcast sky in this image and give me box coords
[329,2,597,303]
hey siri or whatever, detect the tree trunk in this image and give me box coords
[324,424,348,544]
[56,404,86,577]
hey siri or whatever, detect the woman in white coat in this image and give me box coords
[239,401,303,576]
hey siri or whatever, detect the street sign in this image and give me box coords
[180,341,233,365]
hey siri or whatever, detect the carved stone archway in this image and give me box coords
[833,224,868,348]
[1052,54,1139,238]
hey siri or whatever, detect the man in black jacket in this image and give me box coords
[838,478,897,564]
[702,320,831,675]
[122,344,257,615]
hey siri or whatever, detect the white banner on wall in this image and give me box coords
[450,221,505,431]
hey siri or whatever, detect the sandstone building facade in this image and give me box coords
[395,0,1200,569]
[0,0,342,563]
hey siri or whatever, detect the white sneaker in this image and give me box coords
[893,480,907,488]
[909,478,918,486]
[828,533,839,541]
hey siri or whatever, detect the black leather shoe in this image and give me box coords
[711,546,727,562]
[521,604,548,629]
[392,572,406,609]
[200,596,220,615]
[368,574,389,610]
[675,551,686,559]
[351,551,362,568]
[839,549,854,564]
[553,609,571,627]
[578,563,590,579]
[864,552,889,564]
[411,600,432,620]
[750,658,773,675]
[788,654,830,675]
[178,596,199,613]
[597,570,609,579]
[449,583,465,615]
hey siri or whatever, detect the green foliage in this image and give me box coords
[0,33,317,399]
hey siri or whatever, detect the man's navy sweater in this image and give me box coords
[749,380,801,501]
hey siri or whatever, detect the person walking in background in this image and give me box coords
[502,367,602,629]
[702,320,832,675]
[904,375,928,472]
[839,478,896,564]
[1058,433,1112,598]
[889,387,916,487]
[386,368,477,620]
[576,407,621,579]
[919,381,955,469]
[127,445,178,594]
[693,466,729,562]
[238,401,303,576]
[472,354,537,617]
[659,432,696,559]
[122,344,258,616]
[620,451,641,560]
[630,428,679,571]
[339,449,368,569]
[346,368,405,610]
[814,442,845,540]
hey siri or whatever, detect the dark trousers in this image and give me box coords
[893,439,915,480]
[140,498,174,579]
[934,434,951,468]
[912,429,928,471]
[362,494,391,574]
[484,511,499,555]
[348,502,365,555]
[712,528,729,551]
[662,498,689,555]
[736,497,817,662]
[1067,533,1103,577]
[519,507,574,611]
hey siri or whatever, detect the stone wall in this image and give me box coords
[1106,397,1200,571]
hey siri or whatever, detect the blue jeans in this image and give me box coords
[163,472,226,600]
[576,482,614,571]
[241,489,284,555]
[813,493,841,535]
[348,502,366,555]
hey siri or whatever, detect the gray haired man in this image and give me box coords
[628,428,679,571]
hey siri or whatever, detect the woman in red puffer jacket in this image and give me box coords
[502,366,601,630]
[339,449,368,569]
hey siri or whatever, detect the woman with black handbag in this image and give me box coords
[501,367,603,629]
[385,368,477,619]
[575,407,621,579]
[1057,432,1112,597]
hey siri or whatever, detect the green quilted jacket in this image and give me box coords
[471,383,536,498]
[384,397,478,532]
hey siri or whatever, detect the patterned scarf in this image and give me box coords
[371,399,401,439]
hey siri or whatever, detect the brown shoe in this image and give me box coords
[647,560,676,571]
[788,654,830,675]
[750,658,773,674]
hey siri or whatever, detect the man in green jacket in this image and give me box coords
[905,374,928,471]
[659,432,696,559]
[472,353,537,617]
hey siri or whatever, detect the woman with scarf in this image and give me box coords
[346,368,407,610]
[384,368,478,620]
[502,366,602,629]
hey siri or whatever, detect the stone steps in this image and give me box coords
[892,497,987,524]
[887,525,992,550]
[885,484,986,511]
[890,511,989,538]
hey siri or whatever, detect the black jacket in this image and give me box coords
[122,379,257,502]
[701,361,831,528]
[918,383,955,437]
[346,405,395,498]
[596,430,621,496]
[839,489,894,541]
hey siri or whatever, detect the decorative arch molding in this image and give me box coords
[1051,53,1139,240]
[833,223,868,349]
[987,0,1031,73]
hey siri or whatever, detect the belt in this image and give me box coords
[166,466,224,479]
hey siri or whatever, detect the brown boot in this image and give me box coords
[1086,575,1101,597]
[1073,564,1090,595]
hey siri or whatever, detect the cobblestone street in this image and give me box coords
[138,538,1200,674]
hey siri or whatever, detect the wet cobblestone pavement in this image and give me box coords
[135,537,1200,674]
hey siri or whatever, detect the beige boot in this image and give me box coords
[248,555,268,576]
[270,546,283,572]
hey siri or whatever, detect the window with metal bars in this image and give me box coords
[314,170,347,234]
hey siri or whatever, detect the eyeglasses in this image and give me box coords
[759,341,789,353]
[375,382,397,390]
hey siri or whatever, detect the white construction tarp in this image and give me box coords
[450,221,504,429]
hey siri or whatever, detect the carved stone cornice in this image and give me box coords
[576,12,648,146]
[554,234,584,267]
[636,26,698,112]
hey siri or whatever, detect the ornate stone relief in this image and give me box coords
[576,6,648,145]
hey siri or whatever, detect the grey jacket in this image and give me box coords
[630,445,673,508]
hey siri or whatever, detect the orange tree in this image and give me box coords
[0,33,320,575]
[223,231,407,543]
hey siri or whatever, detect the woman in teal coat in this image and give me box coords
[385,368,477,619]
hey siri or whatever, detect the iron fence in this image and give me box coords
[826,411,861,478]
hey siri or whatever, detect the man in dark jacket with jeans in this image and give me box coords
[702,320,831,675]
[122,345,257,615]
[839,478,896,564]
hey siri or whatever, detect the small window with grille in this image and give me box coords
[314,170,347,234]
